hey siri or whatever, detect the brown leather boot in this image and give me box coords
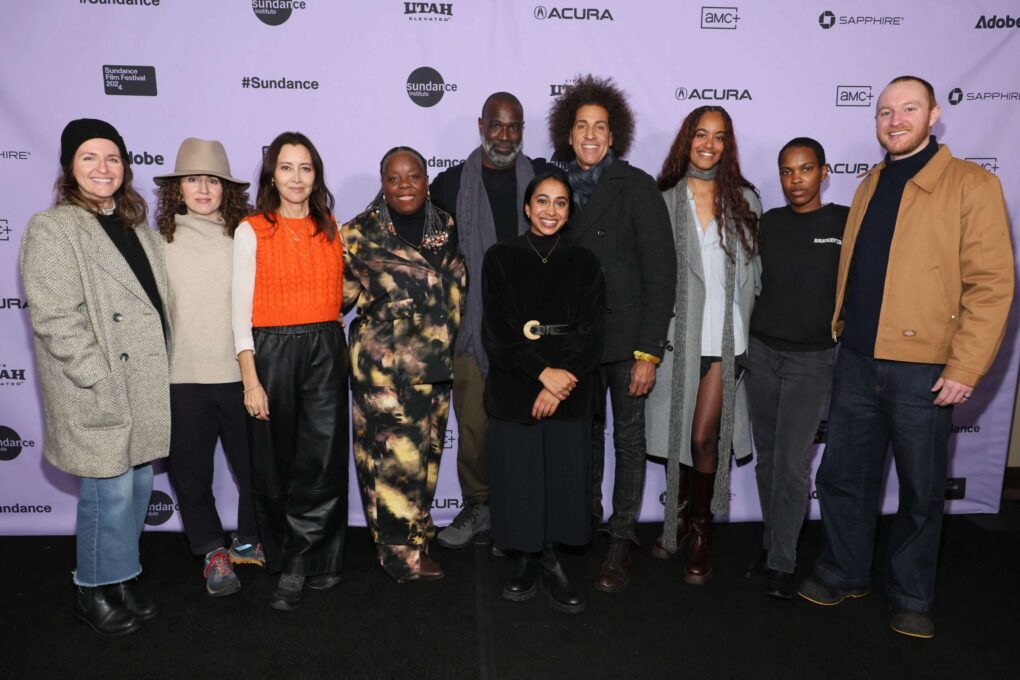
[594,538,631,593]
[684,469,716,585]
[651,464,691,559]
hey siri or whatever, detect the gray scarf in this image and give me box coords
[662,179,738,549]
[455,147,534,375]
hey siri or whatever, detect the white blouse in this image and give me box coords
[688,188,746,357]
[230,220,257,356]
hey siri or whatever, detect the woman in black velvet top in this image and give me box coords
[482,170,606,614]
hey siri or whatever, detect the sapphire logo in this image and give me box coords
[0,426,35,462]
[533,6,613,21]
[701,6,739,29]
[965,157,999,173]
[0,150,30,160]
[146,490,178,526]
[975,14,1019,28]
[103,65,157,96]
[406,66,457,107]
[252,0,306,26]
[0,218,10,241]
[948,87,1020,105]
[0,363,27,387]
[819,10,902,28]
[404,2,452,21]
[836,85,874,107]
[675,87,752,101]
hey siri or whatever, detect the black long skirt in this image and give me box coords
[489,417,592,553]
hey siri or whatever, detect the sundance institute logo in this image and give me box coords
[252,0,306,26]
[406,67,457,107]
[0,425,36,462]
[146,490,178,526]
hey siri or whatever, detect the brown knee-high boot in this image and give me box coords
[651,464,691,559]
[684,469,716,585]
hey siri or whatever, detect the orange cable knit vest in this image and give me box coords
[249,213,344,327]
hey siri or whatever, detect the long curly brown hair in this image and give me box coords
[154,179,252,243]
[256,131,337,240]
[657,106,759,261]
[55,162,148,229]
[547,74,635,163]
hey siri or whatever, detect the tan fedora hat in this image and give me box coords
[153,137,249,188]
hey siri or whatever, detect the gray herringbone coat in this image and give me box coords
[20,205,173,478]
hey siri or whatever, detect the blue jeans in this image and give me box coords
[74,464,153,587]
[813,347,951,613]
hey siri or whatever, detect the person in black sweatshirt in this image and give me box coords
[746,137,848,600]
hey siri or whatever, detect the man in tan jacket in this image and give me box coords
[797,76,1013,639]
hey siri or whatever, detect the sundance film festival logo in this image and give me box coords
[404,2,452,21]
[836,85,874,107]
[406,66,457,107]
[675,86,752,102]
[146,490,178,526]
[103,65,157,96]
[947,86,1020,106]
[252,0,306,26]
[533,6,614,21]
[0,218,11,241]
[0,425,36,462]
[0,363,27,387]
[965,157,999,173]
[79,0,160,5]
[975,14,1020,29]
[701,6,740,29]
[818,9,902,29]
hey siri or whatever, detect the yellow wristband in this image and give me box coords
[633,351,661,365]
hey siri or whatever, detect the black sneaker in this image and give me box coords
[890,608,934,639]
[797,574,868,606]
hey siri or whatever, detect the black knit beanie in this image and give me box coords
[59,118,129,169]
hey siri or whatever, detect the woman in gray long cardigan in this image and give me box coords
[645,106,761,585]
[20,119,172,636]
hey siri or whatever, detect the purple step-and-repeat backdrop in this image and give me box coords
[1,0,1018,534]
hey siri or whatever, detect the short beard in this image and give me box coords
[481,135,523,168]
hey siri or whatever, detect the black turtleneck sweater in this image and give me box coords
[841,137,940,356]
[97,212,168,343]
[389,204,457,271]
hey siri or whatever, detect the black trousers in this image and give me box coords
[250,321,349,576]
[168,382,260,556]
[491,417,592,553]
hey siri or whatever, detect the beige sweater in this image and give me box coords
[164,213,241,384]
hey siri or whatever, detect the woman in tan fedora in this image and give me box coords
[154,138,262,598]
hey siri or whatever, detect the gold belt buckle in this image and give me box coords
[523,320,541,340]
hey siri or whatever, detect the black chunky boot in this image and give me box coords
[108,579,158,620]
[502,553,540,602]
[74,585,141,636]
[540,544,585,614]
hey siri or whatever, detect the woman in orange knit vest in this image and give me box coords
[231,132,348,611]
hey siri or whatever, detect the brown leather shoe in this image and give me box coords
[651,465,691,560]
[684,469,715,585]
[419,552,445,581]
[595,538,631,593]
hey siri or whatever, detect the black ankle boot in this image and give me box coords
[503,553,540,602]
[540,544,585,614]
[74,585,141,636]
[108,579,158,620]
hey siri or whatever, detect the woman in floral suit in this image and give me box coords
[342,146,466,582]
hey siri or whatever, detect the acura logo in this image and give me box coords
[534,5,547,19]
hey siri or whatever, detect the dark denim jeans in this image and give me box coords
[591,360,647,541]
[813,346,952,613]
[747,336,836,574]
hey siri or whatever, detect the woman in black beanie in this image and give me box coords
[20,118,172,635]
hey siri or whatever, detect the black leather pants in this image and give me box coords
[250,321,349,576]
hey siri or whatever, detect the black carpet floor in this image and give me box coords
[3,504,1019,680]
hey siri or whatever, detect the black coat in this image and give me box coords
[482,234,605,423]
[568,158,676,363]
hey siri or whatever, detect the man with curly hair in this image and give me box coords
[547,75,676,592]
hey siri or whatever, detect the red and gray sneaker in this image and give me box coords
[203,548,241,597]
[228,532,265,567]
